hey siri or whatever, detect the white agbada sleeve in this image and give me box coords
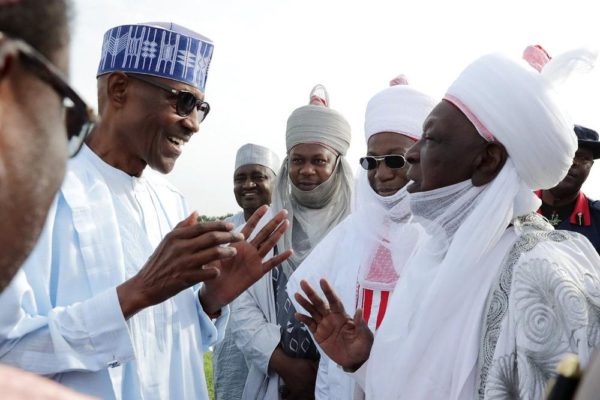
[0,197,135,373]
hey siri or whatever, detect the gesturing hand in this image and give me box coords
[199,205,293,315]
[295,279,373,371]
[118,210,246,319]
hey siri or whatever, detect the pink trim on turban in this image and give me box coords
[389,74,409,86]
[523,45,552,72]
[443,94,496,142]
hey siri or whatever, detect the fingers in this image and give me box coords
[175,219,237,240]
[240,205,269,239]
[184,244,237,268]
[294,291,323,322]
[256,219,289,258]
[262,249,293,273]
[353,308,364,326]
[319,279,346,314]
[299,279,330,315]
[175,211,199,228]
[295,312,317,333]
[186,230,245,254]
[251,209,288,247]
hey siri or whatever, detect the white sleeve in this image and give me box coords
[230,282,280,374]
[0,197,135,374]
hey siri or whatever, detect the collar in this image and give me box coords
[535,190,591,226]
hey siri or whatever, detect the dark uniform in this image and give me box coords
[537,190,600,254]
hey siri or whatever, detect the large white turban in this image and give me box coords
[234,143,280,175]
[445,52,579,190]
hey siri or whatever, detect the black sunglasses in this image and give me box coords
[1,32,96,158]
[359,154,407,170]
[126,73,210,123]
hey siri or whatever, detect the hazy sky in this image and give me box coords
[71,0,600,216]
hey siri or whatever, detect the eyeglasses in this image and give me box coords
[359,154,407,170]
[126,73,210,123]
[1,32,96,158]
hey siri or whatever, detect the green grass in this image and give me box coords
[204,352,215,400]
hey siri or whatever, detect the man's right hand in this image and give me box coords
[117,212,243,319]
[294,279,374,371]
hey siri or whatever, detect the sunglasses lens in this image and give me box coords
[65,103,93,158]
[385,155,406,169]
[197,101,210,123]
[359,157,377,170]
[176,92,198,116]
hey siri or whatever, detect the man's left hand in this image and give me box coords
[199,205,292,316]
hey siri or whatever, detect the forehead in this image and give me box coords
[367,132,416,153]
[576,146,595,159]
[289,143,336,158]
[424,100,482,142]
[234,164,271,176]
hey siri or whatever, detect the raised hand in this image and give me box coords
[295,279,373,371]
[198,205,293,315]
[118,211,245,319]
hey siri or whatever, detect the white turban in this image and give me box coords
[364,75,436,142]
[444,53,579,190]
[234,143,280,175]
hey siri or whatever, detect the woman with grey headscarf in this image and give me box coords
[231,85,352,400]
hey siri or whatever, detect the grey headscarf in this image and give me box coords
[272,86,353,271]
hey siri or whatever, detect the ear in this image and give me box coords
[105,72,129,109]
[471,142,508,186]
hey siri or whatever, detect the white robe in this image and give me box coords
[0,145,228,400]
[213,210,249,400]
[355,214,600,399]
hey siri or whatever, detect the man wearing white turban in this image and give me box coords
[287,76,436,400]
[231,85,353,399]
[294,50,600,400]
[213,143,280,400]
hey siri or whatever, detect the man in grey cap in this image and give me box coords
[0,22,291,400]
[231,85,353,399]
[213,143,280,400]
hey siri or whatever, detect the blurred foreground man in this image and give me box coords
[0,0,94,398]
[294,50,600,400]
[0,21,291,399]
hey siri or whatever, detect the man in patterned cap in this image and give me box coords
[294,49,600,400]
[231,84,352,399]
[0,22,291,399]
[213,142,280,400]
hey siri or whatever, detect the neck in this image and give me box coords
[85,119,147,177]
[541,189,580,208]
[243,208,255,222]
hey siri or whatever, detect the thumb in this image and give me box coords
[176,211,199,228]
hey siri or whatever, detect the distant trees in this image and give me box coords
[197,213,234,223]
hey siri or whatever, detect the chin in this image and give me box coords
[406,181,421,193]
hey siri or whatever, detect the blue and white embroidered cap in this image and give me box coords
[97,22,214,92]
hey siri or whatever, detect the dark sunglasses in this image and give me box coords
[1,32,96,158]
[359,154,407,170]
[126,73,210,123]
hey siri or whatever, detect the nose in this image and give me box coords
[181,108,200,133]
[374,161,394,181]
[242,178,256,189]
[299,164,316,176]
[405,140,421,165]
